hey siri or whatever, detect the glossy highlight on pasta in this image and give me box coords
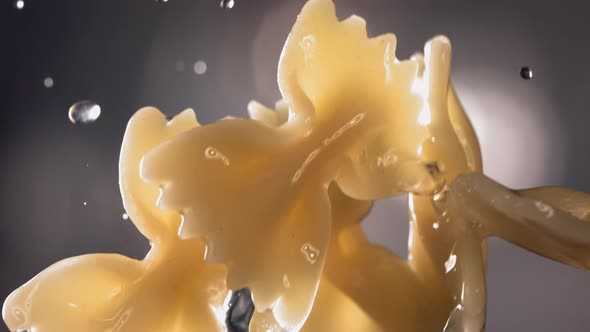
[4,0,590,331]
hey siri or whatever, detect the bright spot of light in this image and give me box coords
[418,105,431,126]
[194,60,207,75]
[15,0,24,10]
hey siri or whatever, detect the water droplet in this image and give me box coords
[301,35,314,49]
[68,101,101,124]
[83,201,87,206]
[204,147,230,166]
[443,304,464,332]
[520,66,533,80]
[43,77,54,88]
[283,274,290,288]
[377,149,399,168]
[444,253,457,273]
[14,0,24,10]
[534,200,554,218]
[433,221,440,230]
[220,0,235,9]
[175,61,185,71]
[122,213,129,220]
[300,243,320,264]
[226,288,255,332]
[194,60,207,75]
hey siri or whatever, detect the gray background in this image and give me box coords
[1,0,589,330]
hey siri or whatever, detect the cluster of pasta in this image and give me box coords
[4,0,590,331]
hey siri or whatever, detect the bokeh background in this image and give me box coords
[1,0,590,330]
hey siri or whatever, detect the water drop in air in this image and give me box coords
[14,0,24,10]
[122,213,129,220]
[68,101,101,124]
[43,77,54,88]
[83,202,87,206]
[194,60,207,75]
[220,0,235,9]
[520,66,533,80]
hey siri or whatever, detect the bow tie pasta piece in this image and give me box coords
[3,109,229,332]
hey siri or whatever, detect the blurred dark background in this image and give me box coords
[1,0,590,331]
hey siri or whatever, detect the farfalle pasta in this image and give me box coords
[3,0,590,331]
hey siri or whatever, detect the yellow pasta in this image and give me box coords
[4,0,590,331]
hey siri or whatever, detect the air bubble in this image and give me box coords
[301,243,320,264]
[68,101,101,124]
[194,60,207,75]
[520,66,533,80]
[43,77,54,88]
[220,0,235,10]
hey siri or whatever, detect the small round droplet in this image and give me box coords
[122,213,129,220]
[194,61,207,75]
[83,201,87,206]
[14,0,24,10]
[433,221,440,230]
[68,101,101,124]
[300,243,320,264]
[520,66,533,80]
[220,0,234,9]
[204,146,230,166]
[43,77,54,88]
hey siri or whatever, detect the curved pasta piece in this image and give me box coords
[448,173,590,271]
[3,109,229,332]
[2,241,228,332]
[407,40,487,331]
[119,107,199,241]
[278,0,443,200]
[140,118,332,329]
[304,185,451,331]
